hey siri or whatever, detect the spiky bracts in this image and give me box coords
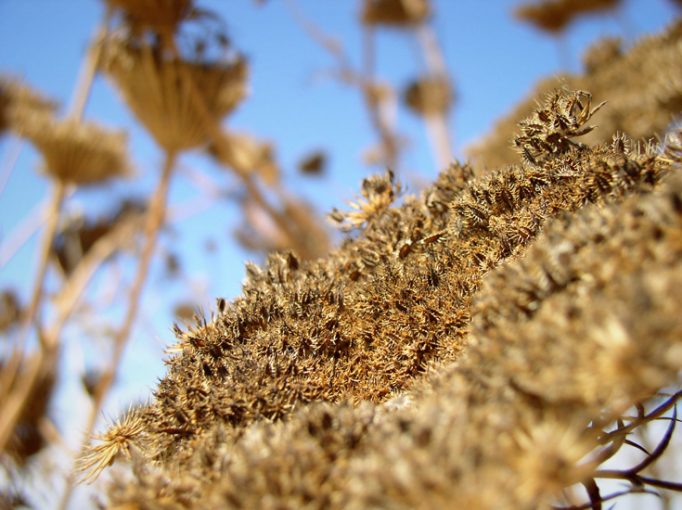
[103,135,681,509]
[91,86,681,508]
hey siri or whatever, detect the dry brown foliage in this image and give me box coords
[515,0,621,33]
[87,87,681,509]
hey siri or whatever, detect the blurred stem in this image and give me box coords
[286,0,401,170]
[163,39,315,258]
[361,26,399,170]
[423,115,453,171]
[68,9,111,121]
[58,150,176,510]
[0,137,23,197]
[0,7,113,467]
[414,24,453,169]
[23,181,67,351]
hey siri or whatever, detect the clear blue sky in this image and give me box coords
[0,0,678,504]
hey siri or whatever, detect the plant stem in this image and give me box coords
[68,10,110,122]
[23,181,66,351]
[414,24,453,170]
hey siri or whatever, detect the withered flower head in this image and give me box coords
[468,20,682,169]
[298,150,327,176]
[14,111,131,186]
[209,131,279,184]
[361,0,430,27]
[403,74,454,117]
[0,75,57,133]
[77,407,146,483]
[329,169,400,230]
[103,36,247,153]
[515,0,621,34]
[510,420,597,504]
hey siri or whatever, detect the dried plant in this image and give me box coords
[2,4,681,510]
[76,408,146,484]
[360,0,431,27]
[81,88,682,510]
[329,169,400,230]
[515,0,621,34]
[0,75,57,134]
[0,289,21,333]
[105,0,195,37]
[102,36,247,153]
[13,112,130,186]
[403,74,454,118]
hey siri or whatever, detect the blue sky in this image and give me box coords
[0,0,679,503]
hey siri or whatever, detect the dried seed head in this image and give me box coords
[514,88,606,164]
[103,36,247,152]
[298,150,327,176]
[209,131,279,184]
[329,170,400,230]
[511,419,597,504]
[403,75,454,117]
[14,111,131,186]
[0,75,57,133]
[515,0,621,34]
[360,0,430,27]
[77,408,146,484]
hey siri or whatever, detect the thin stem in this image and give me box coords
[0,195,48,268]
[285,0,401,170]
[414,24,453,169]
[22,181,67,351]
[361,26,399,170]
[0,137,23,196]
[57,150,176,510]
[67,10,111,122]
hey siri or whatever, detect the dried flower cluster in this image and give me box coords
[468,20,682,169]
[13,113,131,186]
[403,75,453,118]
[360,0,431,27]
[515,0,621,34]
[81,83,682,509]
[102,36,247,154]
[0,76,56,134]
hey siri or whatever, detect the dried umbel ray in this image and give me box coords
[102,36,247,153]
[360,0,430,27]
[208,131,279,184]
[13,111,130,186]
[0,76,56,133]
[515,0,621,34]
